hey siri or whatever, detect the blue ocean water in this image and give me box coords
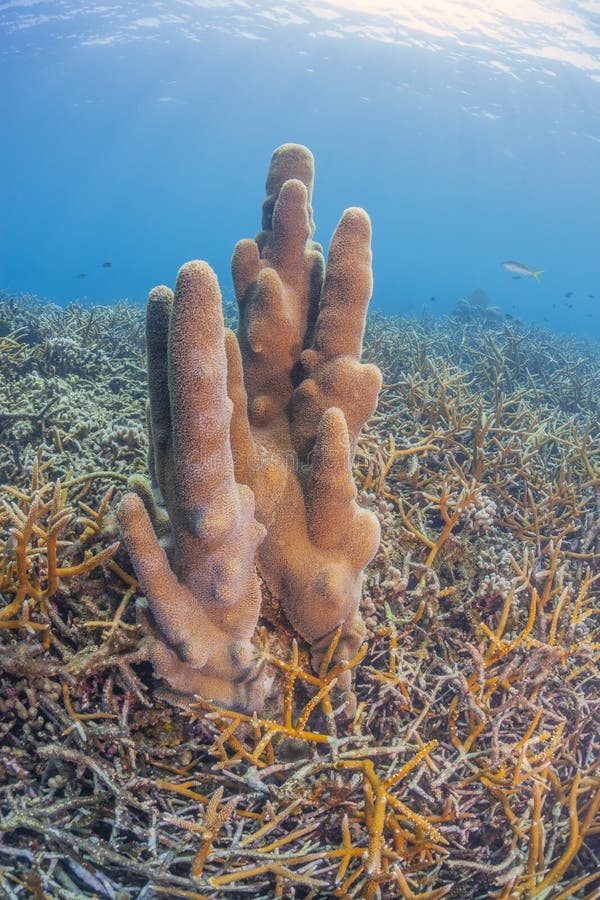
[1,0,599,339]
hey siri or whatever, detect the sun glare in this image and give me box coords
[314,0,600,76]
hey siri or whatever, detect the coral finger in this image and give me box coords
[270,179,313,270]
[170,261,240,542]
[232,238,260,307]
[224,329,256,482]
[146,285,174,495]
[118,493,211,663]
[307,408,356,550]
[314,207,373,359]
[261,143,315,237]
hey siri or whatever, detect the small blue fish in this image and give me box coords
[502,261,543,282]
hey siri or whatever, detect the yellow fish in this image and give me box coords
[502,260,543,282]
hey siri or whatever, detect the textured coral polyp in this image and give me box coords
[119,144,381,709]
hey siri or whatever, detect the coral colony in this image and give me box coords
[1,146,599,899]
[119,144,381,711]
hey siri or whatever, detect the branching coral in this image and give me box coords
[1,302,599,898]
[0,293,149,488]
[0,328,32,372]
[119,144,381,710]
[173,631,447,899]
[1,453,118,646]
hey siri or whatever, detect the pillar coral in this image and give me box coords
[119,144,382,711]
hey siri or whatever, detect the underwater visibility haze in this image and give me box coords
[1,0,600,336]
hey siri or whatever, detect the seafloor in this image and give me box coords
[0,290,599,899]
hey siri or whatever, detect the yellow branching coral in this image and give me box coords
[164,632,448,898]
[0,454,118,645]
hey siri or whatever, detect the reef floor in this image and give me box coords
[1,291,599,899]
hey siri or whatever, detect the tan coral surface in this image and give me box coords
[121,144,382,707]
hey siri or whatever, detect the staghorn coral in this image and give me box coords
[0,453,119,647]
[0,294,149,488]
[119,143,381,710]
[1,299,599,897]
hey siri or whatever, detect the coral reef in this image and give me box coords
[121,144,381,709]
[453,287,503,323]
[0,293,149,486]
[1,213,599,897]
[0,453,118,648]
